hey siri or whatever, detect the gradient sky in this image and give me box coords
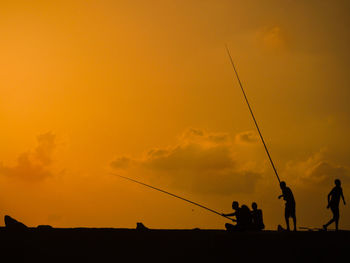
[0,0,349,230]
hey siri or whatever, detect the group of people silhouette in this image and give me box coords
[222,179,346,231]
[222,201,265,231]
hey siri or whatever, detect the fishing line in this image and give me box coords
[112,173,233,221]
[226,45,281,184]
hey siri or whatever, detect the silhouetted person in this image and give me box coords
[323,179,346,231]
[222,201,253,231]
[278,181,296,231]
[251,202,264,231]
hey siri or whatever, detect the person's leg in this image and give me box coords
[323,208,336,230]
[225,223,236,231]
[285,216,290,231]
[285,207,290,231]
[292,216,297,231]
[292,206,297,231]
[323,218,334,229]
[333,207,340,231]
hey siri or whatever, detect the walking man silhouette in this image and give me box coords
[278,181,296,231]
[323,179,346,231]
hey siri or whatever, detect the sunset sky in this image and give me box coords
[0,0,349,230]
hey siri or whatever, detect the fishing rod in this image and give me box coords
[112,173,233,221]
[226,45,281,184]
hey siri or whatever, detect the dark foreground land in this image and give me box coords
[0,227,349,262]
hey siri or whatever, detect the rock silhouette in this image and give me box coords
[4,215,28,231]
[136,222,149,230]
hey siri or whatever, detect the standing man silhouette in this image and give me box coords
[323,179,346,231]
[278,181,296,231]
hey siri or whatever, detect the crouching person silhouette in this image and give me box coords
[251,202,265,231]
[222,201,253,231]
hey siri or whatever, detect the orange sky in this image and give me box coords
[0,0,349,230]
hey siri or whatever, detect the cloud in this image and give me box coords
[0,132,57,182]
[284,149,350,186]
[235,130,259,145]
[180,128,230,145]
[111,128,263,195]
[255,26,288,53]
[34,132,56,165]
[110,156,133,170]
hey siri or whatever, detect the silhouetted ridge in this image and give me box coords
[4,215,28,231]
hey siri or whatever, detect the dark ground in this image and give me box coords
[0,227,348,262]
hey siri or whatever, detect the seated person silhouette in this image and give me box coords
[323,179,346,231]
[251,202,265,231]
[222,201,253,231]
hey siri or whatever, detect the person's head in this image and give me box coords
[232,201,239,210]
[335,179,341,187]
[241,204,250,212]
[252,202,258,210]
[280,181,286,189]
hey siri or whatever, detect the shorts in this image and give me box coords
[285,203,296,218]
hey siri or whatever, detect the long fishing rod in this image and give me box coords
[226,45,281,184]
[112,173,233,221]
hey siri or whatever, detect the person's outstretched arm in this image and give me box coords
[222,212,236,217]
